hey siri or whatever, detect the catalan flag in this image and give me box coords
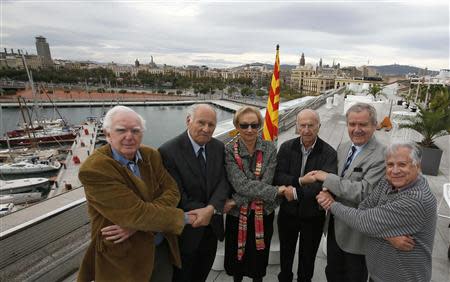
[262,45,280,142]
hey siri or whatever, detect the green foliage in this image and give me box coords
[280,84,302,100]
[428,86,449,111]
[400,91,450,147]
[256,89,266,97]
[367,84,386,100]
[227,86,238,96]
[118,89,127,93]
[240,87,253,96]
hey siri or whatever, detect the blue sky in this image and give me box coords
[1,0,449,70]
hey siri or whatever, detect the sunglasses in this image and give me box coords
[239,123,260,130]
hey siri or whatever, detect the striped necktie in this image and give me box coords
[341,146,356,177]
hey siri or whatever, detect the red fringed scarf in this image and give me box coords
[233,141,265,261]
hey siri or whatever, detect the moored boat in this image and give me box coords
[0,203,16,216]
[0,177,51,195]
[0,192,43,204]
[0,160,61,175]
[0,129,76,147]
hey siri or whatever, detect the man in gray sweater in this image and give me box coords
[317,141,437,282]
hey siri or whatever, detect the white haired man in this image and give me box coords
[159,104,230,282]
[303,103,386,282]
[78,106,190,282]
[317,142,437,282]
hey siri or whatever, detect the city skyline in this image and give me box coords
[1,0,449,70]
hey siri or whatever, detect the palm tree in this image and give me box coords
[400,95,450,147]
[366,84,386,100]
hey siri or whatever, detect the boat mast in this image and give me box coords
[20,52,43,131]
[17,97,37,148]
[40,85,68,127]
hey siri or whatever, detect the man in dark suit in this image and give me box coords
[159,104,230,282]
[306,103,386,282]
[274,109,337,282]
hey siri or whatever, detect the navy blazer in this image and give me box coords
[159,131,230,253]
[274,137,337,218]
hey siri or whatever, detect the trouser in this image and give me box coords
[150,239,173,282]
[277,209,325,282]
[172,226,218,282]
[325,216,368,282]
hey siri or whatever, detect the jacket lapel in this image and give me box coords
[205,142,216,197]
[290,138,303,175]
[338,142,351,175]
[101,145,151,201]
[345,137,376,176]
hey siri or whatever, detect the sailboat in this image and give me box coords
[0,57,77,148]
[0,159,61,174]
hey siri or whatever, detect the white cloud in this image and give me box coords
[1,1,448,70]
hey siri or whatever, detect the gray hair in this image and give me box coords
[102,105,146,132]
[345,102,377,126]
[385,141,422,165]
[186,103,217,120]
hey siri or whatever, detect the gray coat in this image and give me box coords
[225,137,279,217]
[323,136,386,254]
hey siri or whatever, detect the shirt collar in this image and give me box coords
[187,130,205,155]
[300,137,317,155]
[111,147,142,166]
[389,175,422,194]
[350,143,366,155]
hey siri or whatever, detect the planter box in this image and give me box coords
[420,145,443,176]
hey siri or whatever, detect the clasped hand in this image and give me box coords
[187,205,214,228]
[316,188,334,211]
[278,185,296,202]
[301,170,328,184]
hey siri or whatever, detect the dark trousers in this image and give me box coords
[277,209,325,282]
[172,226,217,282]
[325,216,368,282]
[150,240,173,282]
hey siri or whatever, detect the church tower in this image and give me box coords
[299,53,305,66]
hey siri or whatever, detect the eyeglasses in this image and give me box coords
[239,123,260,130]
[112,127,143,136]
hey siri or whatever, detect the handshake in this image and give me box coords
[278,185,297,202]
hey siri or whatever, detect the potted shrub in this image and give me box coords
[400,89,450,175]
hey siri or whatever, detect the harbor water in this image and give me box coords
[0,104,234,148]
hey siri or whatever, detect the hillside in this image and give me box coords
[371,64,438,76]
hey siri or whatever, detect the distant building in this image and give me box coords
[302,76,335,95]
[0,48,43,70]
[35,36,53,67]
[290,53,316,93]
[149,56,157,68]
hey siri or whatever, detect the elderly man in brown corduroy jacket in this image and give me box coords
[77,106,190,282]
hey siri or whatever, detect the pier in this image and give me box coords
[48,121,97,197]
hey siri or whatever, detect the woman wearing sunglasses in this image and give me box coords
[223,106,288,282]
